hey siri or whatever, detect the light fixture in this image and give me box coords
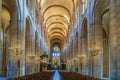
[9,46,23,60]
[74,57,78,60]
[79,55,86,63]
[34,56,40,64]
[89,49,99,56]
[27,54,36,60]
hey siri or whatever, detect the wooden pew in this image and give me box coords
[59,71,99,80]
[12,71,54,80]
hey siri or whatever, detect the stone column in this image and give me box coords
[0,0,1,25]
[31,0,36,72]
[0,0,2,76]
[94,22,103,78]
[78,36,82,73]
[73,37,76,72]
[1,6,11,77]
[20,0,26,76]
[0,0,1,28]
[70,43,74,71]
[88,23,95,76]
[68,47,70,71]
[72,40,75,71]
[2,33,8,77]
[110,0,120,79]
[10,5,20,76]
[36,41,40,72]
[69,44,72,71]
[82,36,87,75]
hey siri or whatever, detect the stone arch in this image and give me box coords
[26,0,34,17]
[2,0,18,33]
[92,0,109,78]
[25,17,32,57]
[25,17,32,74]
[1,6,11,77]
[94,0,109,24]
[1,6,10,32]
[2,0,21,77]
[81,18,88,55]
[102,9,110,78]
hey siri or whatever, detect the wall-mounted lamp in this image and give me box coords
[89,49,99,76]
[77,54,81,58]
[26,54,35,63]
[34,56,40,64]
[27,54,35,60]
[79,55,86,63]
[9,46,23,60]
[89,49,99,56]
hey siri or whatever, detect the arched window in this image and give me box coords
[52,44,60,67]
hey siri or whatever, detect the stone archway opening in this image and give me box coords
[102,10,109,78]
[25,18,31,56]
[1,6,11,77]
[25,18,32,74]
[1,6,10,32]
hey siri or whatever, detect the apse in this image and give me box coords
[52,42,61,69]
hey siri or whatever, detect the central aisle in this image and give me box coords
[52,70,61,80]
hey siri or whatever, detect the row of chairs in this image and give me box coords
[59,71,100,80]
[11,71,54,80]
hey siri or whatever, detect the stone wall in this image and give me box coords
[0,0,2,76]
[67,0,120,79]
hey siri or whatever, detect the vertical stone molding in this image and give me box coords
[110,0,120,79]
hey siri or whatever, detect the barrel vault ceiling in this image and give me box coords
[39,0,78,47]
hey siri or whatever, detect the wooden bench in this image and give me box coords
[59,71,98,80]
[13,71,54,80]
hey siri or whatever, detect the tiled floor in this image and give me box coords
[52,70,61,80]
